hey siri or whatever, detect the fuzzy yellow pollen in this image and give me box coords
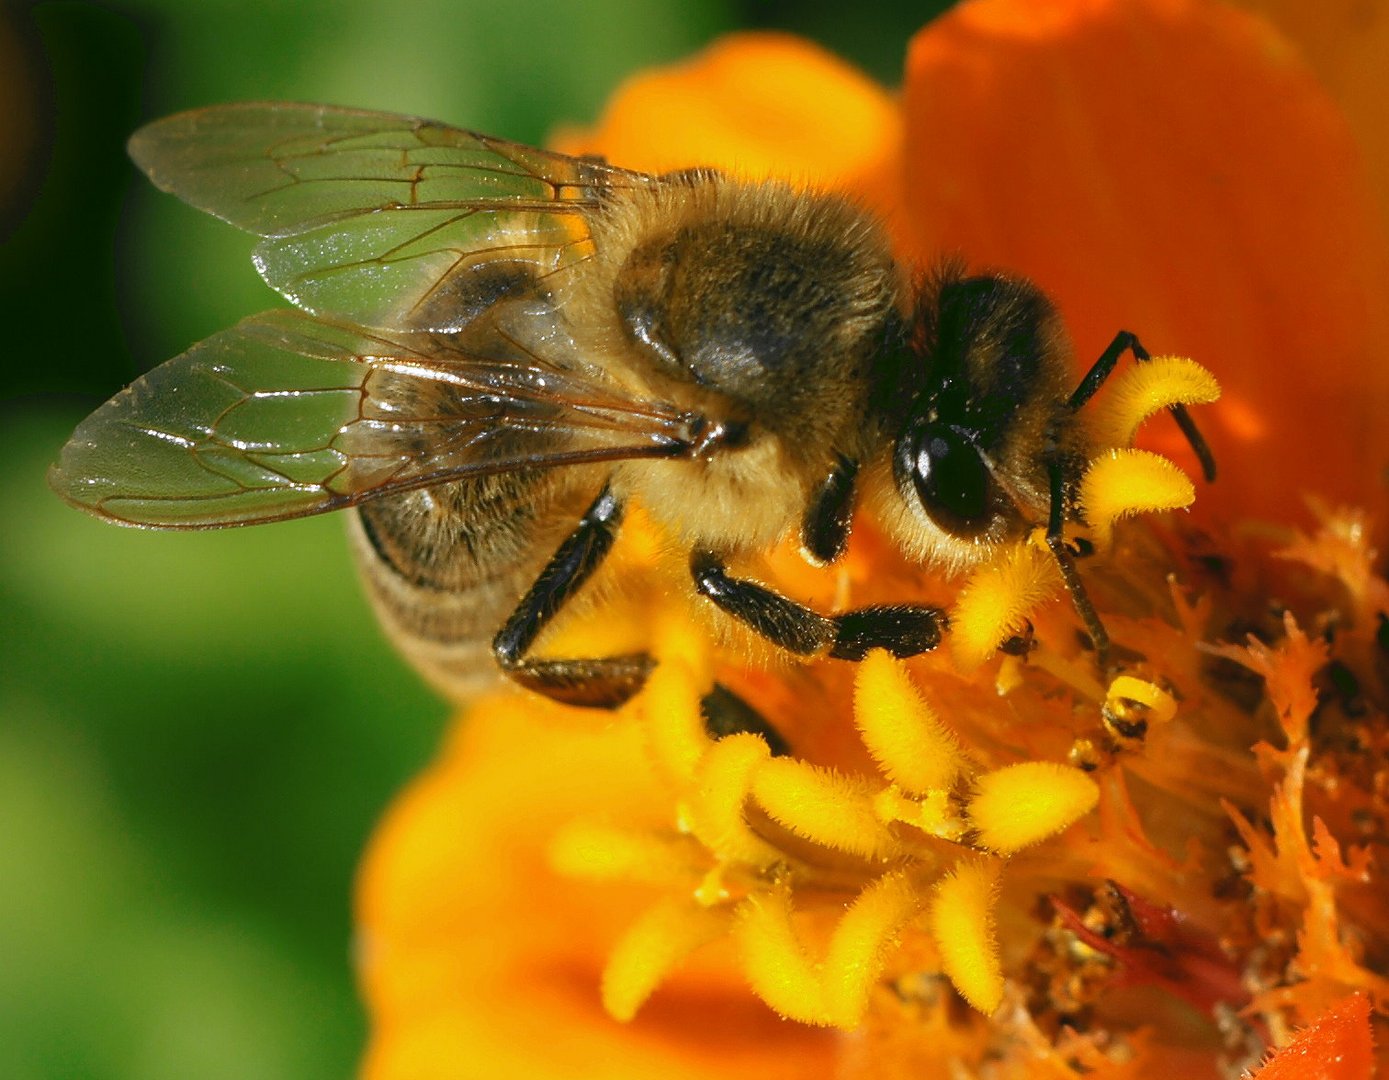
[854,651,969,793]
[638,658,712,785]
[950,542,1060,670]
[685,732,781,867]
[1090,355,1221,449]
[1106,674,1178,727]
[548,821,690,885]
[601,896,730,1021]
[1079,448,1196,550]
[735,887,826,1024]
[735,872,921,1027]
[751,758,904,860]
[928,859,1003,1013]
[967,761,1100,854]
[822,871,921,1026]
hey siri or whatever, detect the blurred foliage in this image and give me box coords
[1,1,949,1077]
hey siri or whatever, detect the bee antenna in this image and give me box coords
[1070,331,1216,483]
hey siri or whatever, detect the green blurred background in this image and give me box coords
[1,2,947,1076]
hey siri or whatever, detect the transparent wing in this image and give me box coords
[128,102,657,331]
[49,310,697,529]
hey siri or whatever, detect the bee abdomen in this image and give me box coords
[348,468,601,701]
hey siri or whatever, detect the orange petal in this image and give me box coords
[355,698,830,1079]
[1240,0,1389,239]
[903,0,1389,520]
[551,32,903,218]
[1248,993,1374,1080]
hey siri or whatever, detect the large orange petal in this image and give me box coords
[356,698,830,1080]
[552,32,903,220]
[1240,0,1389,237]
[903,0,1389,521]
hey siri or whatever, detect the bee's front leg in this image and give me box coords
[492,485,653,709]
[800,455,859,565]
[1069,330,1216,481]
[691,551,945,661]
[1043,457,1110,663]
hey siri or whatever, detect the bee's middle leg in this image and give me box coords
[691,551,945,660]
[493,486,653,709]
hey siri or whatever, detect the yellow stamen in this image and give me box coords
[638,658,712,786]
[602,896,731,1021]
[549,820,693,886]
[735,885,827,1025]
[751,757,904,861]
[854,650,969,794]
[822,871,922,1026]
[950,542,1061,670]
[685,732,781,867]
[928,859,1004,1013]
[1079,448,1195,550]
[967,761,1100,854]
[1105,674,1177,727]
[735,872,921,1027]
[1089,355,1221,449]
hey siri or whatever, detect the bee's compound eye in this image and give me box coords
[910,426,991,529]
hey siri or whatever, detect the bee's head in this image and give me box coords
[872,265,1083,569]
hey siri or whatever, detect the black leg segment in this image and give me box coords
[691,551,834,654]
[828,605,945,660]
[1045,459,1110,663]
[800,456,859,566]
[700,683,791,756]
[692,551,945,661]
[493,486,653,709]
[1069,330,1216,482]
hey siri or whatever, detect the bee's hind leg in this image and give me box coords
[691,551,945,661]
[492,486,653,709]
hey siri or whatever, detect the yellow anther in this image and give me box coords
[602,896,730,1021]
[1079,448,1195,550]
[685,732,781,867]
[854,650,969,794]
[639,658,713,786]
[1105,674,1178,727]
[950,542,1061,671]
[967,761,1099,854]
[735,872,921,1028]
[1090,355,1221,450]
[548,820,691,885]
[735,886,825,1024]
[751,757,904,861]
[928,859,1003,1013]
[822,870,922,1027]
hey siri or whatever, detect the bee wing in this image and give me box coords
[50,310,695,529]
[128,102,657,331]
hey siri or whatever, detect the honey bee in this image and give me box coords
[50,103,1214,710]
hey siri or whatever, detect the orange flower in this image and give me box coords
[356,2,1389,1077]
